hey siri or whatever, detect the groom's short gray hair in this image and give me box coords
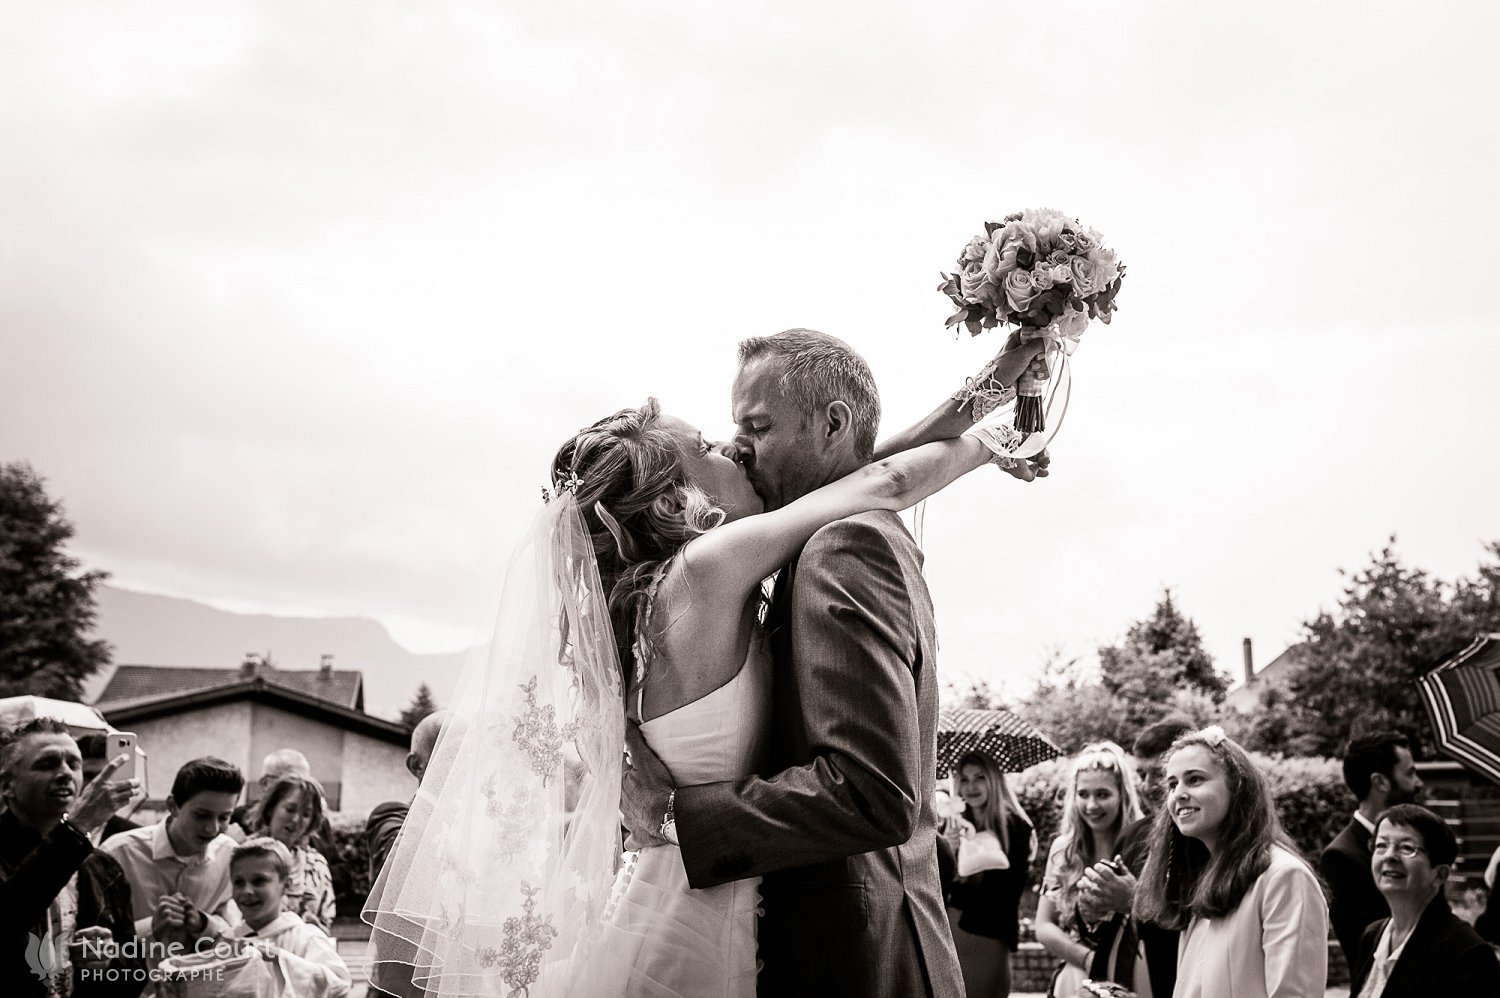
[737,329,881,459]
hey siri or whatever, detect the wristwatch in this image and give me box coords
[659,789,679,845]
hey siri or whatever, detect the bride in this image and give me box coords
[364,332,1044,997]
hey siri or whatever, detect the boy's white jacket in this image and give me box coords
[231,912,351,997]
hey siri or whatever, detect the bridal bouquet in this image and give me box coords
[939,208,1125,433]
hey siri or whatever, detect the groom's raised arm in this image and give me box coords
[674,515,925,889]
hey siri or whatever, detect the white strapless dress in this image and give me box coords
[572,632,773,998]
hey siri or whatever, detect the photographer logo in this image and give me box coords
[25,930,67,981]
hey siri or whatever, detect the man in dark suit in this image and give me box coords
[1320,731,1424,965]
[1349,804,1500,997]
[622,330,1040,997]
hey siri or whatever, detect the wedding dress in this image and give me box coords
[363,492,771,998]
[573,628,772,997]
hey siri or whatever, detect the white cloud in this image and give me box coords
[3,1,1498,696]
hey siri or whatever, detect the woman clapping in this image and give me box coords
[1035,742,1144,997]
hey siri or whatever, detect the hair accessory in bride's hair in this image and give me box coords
[542,475,586,504]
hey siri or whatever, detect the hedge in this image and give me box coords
[328,811,374,918]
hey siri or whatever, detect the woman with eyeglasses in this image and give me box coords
[1349,803,1500,997]
[1134,728,1327,998]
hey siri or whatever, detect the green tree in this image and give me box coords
[1280,539,1500,757]
[0,463,111,700]
[1014,650,1133,754]
[1098,589,1226,733]
[399,682,439,730]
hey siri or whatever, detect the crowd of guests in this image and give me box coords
[7,704,1500,998]
[936,720,1500,998]
[0,720,377,996]
[0,709,449,998]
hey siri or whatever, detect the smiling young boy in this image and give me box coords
[226,837,350,997]
[99,756,244,942]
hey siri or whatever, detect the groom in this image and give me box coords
[622,329,964,997]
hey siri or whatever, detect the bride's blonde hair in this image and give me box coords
[552,398,725,684]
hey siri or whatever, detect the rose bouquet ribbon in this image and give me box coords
[939,209,1125,446]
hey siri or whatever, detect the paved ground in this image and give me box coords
[336,927,1355,998]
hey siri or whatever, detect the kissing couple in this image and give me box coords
[365,328,1047,998]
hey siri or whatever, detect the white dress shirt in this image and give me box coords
[99,818,239,938]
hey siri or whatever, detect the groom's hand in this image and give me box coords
[998,448,1049,482]
[621,720,674,849]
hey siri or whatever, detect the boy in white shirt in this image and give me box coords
[227,837,350,997]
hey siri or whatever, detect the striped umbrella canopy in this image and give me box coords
[937,706,1063,777]
[1416,633,1500,786]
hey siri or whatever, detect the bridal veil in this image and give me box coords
[363,492,625,997]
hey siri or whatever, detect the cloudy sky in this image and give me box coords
[4,1,1498,699]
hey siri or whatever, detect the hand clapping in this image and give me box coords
[1077,856,1137,917]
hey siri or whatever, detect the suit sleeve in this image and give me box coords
[676,518,923,889]
[0,819,93,937]
[365,808,404,884]
[1319,843,1374,958]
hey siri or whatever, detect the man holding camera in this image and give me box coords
[0,717,143,997]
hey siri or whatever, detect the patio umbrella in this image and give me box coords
[937,706,1063,777]
[0,695,113,737]
[1416,633,1500,785]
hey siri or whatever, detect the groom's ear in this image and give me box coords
[822,400,854,449]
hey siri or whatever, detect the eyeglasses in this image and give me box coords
[1371,840,1427,858]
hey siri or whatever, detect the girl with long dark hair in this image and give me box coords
[1134,728,1327,998]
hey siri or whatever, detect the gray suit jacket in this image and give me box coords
[676,510,963,998]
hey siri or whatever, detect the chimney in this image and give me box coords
[320,653,333,677]
[241,652,260,679]
[1242,638,1254,685]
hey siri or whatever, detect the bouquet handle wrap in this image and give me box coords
[1013,352,1050,434]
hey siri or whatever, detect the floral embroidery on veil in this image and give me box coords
[363,492,626,998]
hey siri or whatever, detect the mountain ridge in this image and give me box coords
[89,586,472,721]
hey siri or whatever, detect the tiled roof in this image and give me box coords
[95,664,363,712]
[101,678,406,747]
